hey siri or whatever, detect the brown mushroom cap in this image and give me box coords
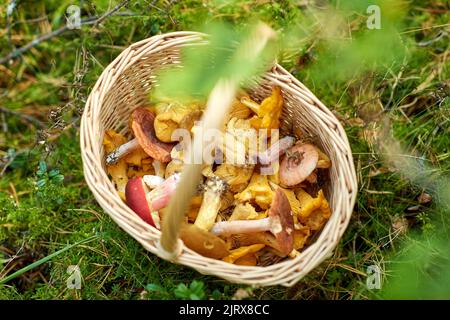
[279,143,319,187]
[268,188,294,255]
[180,224,230,259]
[131,108,174,163]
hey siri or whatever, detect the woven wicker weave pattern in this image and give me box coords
[80,31,357,287]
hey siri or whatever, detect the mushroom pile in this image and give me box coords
[103,87,333,266]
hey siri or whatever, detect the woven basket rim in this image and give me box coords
[80,31,358,286]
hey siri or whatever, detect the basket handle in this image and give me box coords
[159,23,276,259]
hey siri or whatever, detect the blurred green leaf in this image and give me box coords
[174,281,206,300]
[212,289,222,300]
[382,237,450,299]
[48,169,60,178]
[153,21,277,102]
[189,280,205,299]
[146,283,166,292]
[174,283,190,299]
[38,161,47,173]
[36,179,47,188]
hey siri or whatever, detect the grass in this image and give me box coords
[0,0,449,299]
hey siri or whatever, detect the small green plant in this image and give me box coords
[145,281,224,300]
[417,212,435,234]
[145,280,209,300]
[174,280,206,300]
[35,160,64,189]
[34,160,65,205]
[145,283,171,299]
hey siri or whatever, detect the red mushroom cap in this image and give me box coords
[268,188,294,255]
[131,108,174,163]
[125,177,156,227]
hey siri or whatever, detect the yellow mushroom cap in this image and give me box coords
[222,244,265,264]
[297,189,331,231]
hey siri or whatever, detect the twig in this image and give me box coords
[11,15,49,28]
[0,16,93,65]
[93,0,130,26]
[0,0,130,65]
[399,23,450,35]
[146,0,162,12]
[412,6,450,14]
[0,157,14,177]
[417,30,448,47]
[0,106,45,128]
[1,112,7,132]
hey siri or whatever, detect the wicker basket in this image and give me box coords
[80,31,357,287]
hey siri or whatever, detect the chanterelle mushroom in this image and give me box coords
[106,108,174,165]
[214,164,253,193]
[241,86,283,136]
[164,159,184,178]
[279,143,319,187]
[211,188,294,256]
[123,147,150,167]
[231,232,286,256]
[234,173,274,210]
[154,109,202,143]
[225,96,253,122]
[222,244,265,264]
[194,176,227,231]
[296,189,331,231]
[316,147,332,169]
[103,130,129,200]
[228,203,260,221]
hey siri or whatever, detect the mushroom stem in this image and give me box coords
[142,175,164,189]
[211,188,294,256]
[211,217,274,235]
[106,138,140,165]
[146,173,180,211]
[258,136,295,165]
[152,160,166,178]
[194,176,227,231]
